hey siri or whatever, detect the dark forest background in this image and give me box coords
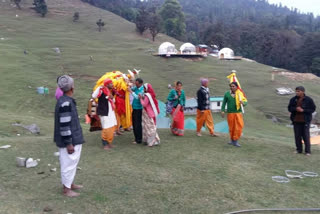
[81,0,320,75]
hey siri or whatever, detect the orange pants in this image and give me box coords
[115,113,121,131]
[227,113,244,141]
[101,126,115,144]
[120,114,131,129]
[196,109,214,134]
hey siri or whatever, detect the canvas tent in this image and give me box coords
[180,43,196,54]
[158,42,176,55]
[218,48,234,59]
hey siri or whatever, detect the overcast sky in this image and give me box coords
[268,0,320,16]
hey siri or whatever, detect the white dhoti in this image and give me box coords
[99,102,117,144]
[99,102,117,129]
[59,144,82,189]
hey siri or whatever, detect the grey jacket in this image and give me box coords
[54,95,84,148]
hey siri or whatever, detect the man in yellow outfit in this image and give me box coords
[92,79,117,150]
[221,82,247,147]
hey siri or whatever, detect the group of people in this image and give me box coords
[53,73,249,197]
[167,79,247,148]
[90,77,161,149]
[53,72,315,198]
[54,74,164,197]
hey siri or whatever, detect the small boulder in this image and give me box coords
[0,145,11,149]
[26,158,38,168]
[53,47,61,54]
[16,157,26,167]
[43,206,53,212]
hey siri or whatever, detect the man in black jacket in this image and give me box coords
[54,75,84,197]
[288,86,316,156]
[196,79,218,137]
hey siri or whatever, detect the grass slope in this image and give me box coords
[1,0,320,213]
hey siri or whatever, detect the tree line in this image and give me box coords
[81,0,320,75]
[14,0,48,17]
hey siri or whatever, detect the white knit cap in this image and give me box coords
[58,75,74,92]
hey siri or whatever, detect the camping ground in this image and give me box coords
[1,0,320,213]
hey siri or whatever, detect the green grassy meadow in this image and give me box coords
[1,0,320,213]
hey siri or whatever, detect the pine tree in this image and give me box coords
[311,57,320,75]
[159,0,186,40]
[148,12,161,41]
[135,5,149,35]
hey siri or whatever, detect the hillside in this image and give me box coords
[81,0,320,76]
[1,0,320,213]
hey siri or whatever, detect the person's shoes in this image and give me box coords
[233,141,241,147]
[132,141,137,144]
[196,132,202,137]
[103,145,111,150]
[306,153,311,156]
[294,151,302,154]
[116,131,123,135]
[210,133,218,137]
[71,184,83,190]
[63,190,80,197]
[228,141,234,145]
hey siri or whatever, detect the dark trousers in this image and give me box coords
[293,122,311,154]
[132,109,142,144]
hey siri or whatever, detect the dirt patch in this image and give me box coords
[6,28,16,32]
[79,75,99,81]
[183,57,204,62]
[47,0,90,10]
[276,71,319,81]
[49,9,71,16]
[199,77,217,81]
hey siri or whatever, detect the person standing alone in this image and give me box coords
[288,86,316,156]
[54,75,84,197]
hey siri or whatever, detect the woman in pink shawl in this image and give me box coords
[139,83,160,147]
[55,76,64,100]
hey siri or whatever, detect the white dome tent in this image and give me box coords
[218,48,234,59]
[158,42,177,55]
[180,43,196,54]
